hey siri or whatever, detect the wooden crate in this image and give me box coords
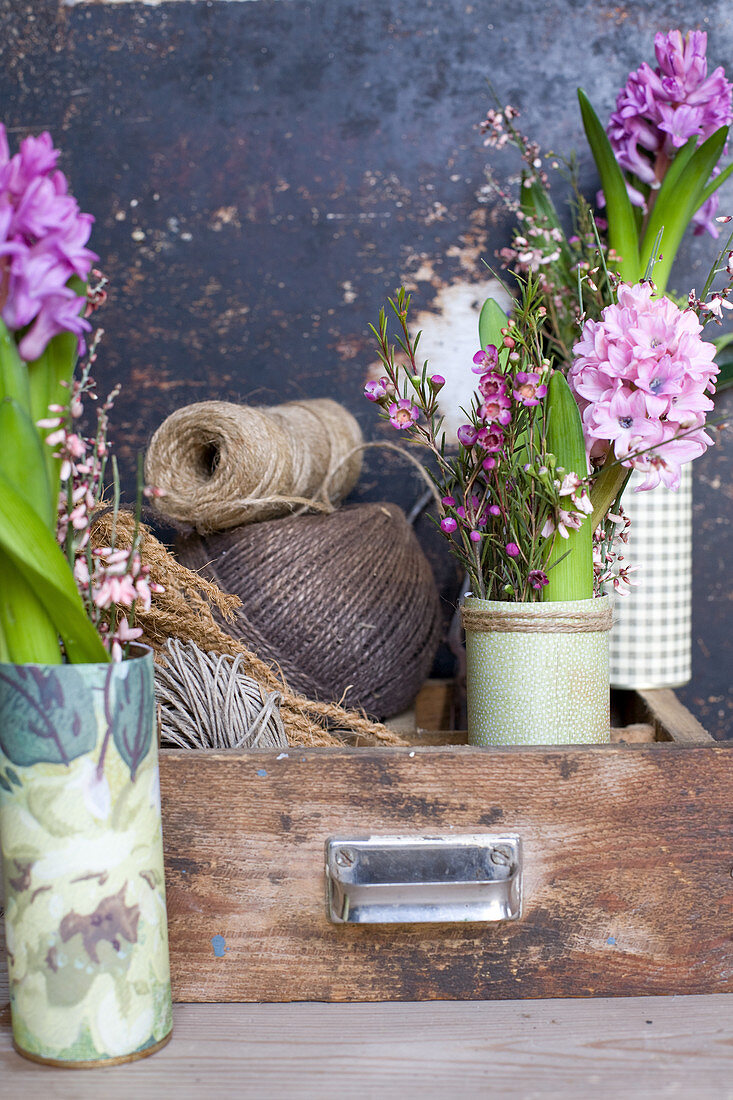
[160,688,733,1003]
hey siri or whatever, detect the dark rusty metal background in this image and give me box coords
[1,0,731,735]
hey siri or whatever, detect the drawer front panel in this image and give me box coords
[160,744,733,1001]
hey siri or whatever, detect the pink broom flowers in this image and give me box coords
[568,282,717,491]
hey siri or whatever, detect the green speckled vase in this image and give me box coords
[464,596,611,746]
[0,647,173,1067]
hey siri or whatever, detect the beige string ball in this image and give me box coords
[144,398,363,534]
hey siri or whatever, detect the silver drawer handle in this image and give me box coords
[325,834,522,924]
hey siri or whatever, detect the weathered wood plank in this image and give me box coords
[159,743,733,1003]
[634,689,715,744]
[409,724,657,745]
[2,996,733,1097]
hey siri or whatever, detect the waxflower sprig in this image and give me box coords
[366,277,595,602]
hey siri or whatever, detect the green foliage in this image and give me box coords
[639,126,729,293]
[0,311,110,666]
[478,297,508,352]
[577,89,640,281]
[542,372,593,601]
[0,469,108,664]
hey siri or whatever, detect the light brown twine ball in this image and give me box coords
[144,398,363,533]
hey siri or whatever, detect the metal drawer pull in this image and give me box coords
[325,834,522,924]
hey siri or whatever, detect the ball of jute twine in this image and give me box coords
[461,599,613,634]
[176,501,443,720]
[155,638,288,751]
[144,398,364,534]
[89,509,407,748]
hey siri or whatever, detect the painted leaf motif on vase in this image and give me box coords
[0,665,98,767]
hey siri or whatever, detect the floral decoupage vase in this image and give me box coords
[0,648,173,1067]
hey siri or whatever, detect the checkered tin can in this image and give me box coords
[610,465,692,689]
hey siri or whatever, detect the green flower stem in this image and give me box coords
[589,449,632,533]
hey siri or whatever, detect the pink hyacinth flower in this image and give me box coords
[606,31,733,236]
[569,282,718,486]
[0,123,97,359]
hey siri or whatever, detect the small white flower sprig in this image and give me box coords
[366,278,592,602]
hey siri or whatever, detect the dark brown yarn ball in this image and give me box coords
[176,502,442,720]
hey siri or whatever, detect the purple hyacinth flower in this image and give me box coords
[606,31,733,236]
[0,123,97,360]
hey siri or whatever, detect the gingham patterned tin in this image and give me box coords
[609,464,692,689]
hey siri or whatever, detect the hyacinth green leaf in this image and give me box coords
[0,397,54,527]
[578,89,640,282]
[640,126,729,293]
[0,469,109,664]
[478,297,508,355]
[0,398,60,663]
[542,371,593,602]
[699,161,733,207]
[0,319,30,408]
[0,551,62,664]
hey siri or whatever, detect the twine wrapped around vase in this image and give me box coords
[89,510,407,748]
[144,398,363,533]
[177,502,442,720]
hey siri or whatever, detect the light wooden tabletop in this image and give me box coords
[1,995,732,1098]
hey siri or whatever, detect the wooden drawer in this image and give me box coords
[160,688,733,1002]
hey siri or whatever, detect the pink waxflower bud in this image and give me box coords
[440,516,458,534]
[364,378,388,402]
[505,542,520,558]
[429,374,445,390]
[457,424,478,447]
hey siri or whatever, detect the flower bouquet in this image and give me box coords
[366,34,730,744]
[0,125,172,1066]
[482,29,733,689]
